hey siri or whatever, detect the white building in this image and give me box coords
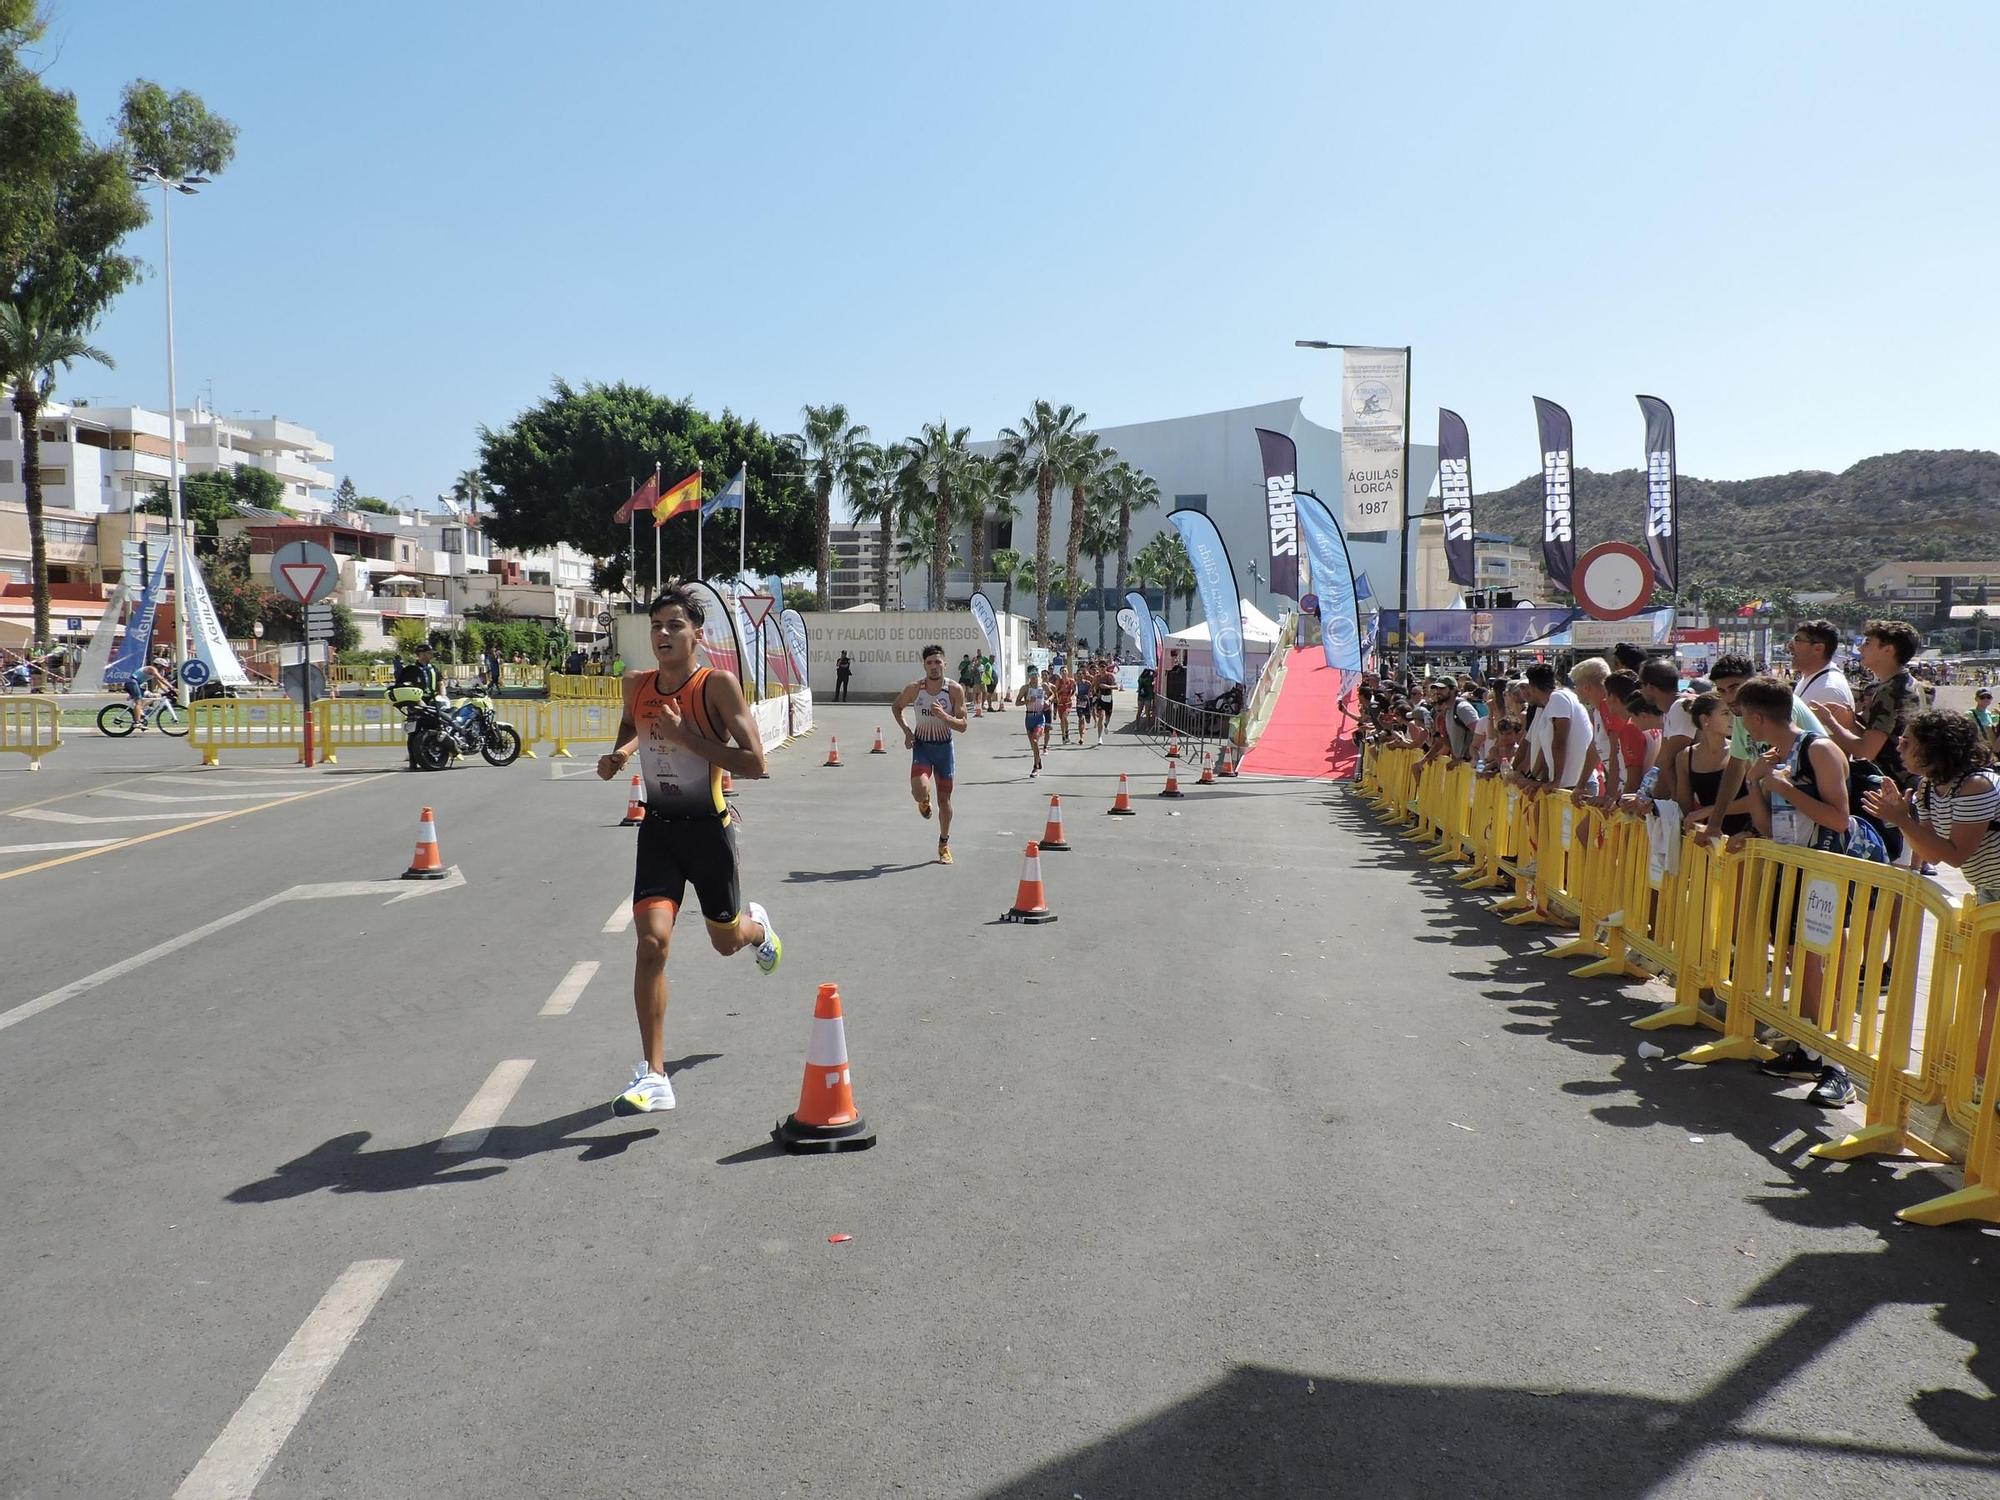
[904,396,1440,639]
[0,399,336,517]
[829,524,888,611]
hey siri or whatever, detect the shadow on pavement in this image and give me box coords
[225,1054,722,1202]
[785,862,930,883]
[1328,791,2000,1459]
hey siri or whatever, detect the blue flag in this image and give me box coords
[104,545,171,687]
[700,466,746,521]
[1167,509,1247,685]
[1294,491,1363,673]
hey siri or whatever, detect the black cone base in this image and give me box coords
[1001,908,1058,924]
[1039,839,1071,851]
[1107,807,1137,816]
[773,1114,876,1153]
[402,866,448,880]
[1158,789,1185,799]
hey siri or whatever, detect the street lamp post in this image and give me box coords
[132,166,210,706]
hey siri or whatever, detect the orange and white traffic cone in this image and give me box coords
[402,805,447,879]
[1166,734,1182,760]
[1040,794,1071,851]
[1159,758,1184,798]
[772,983,877,1154]
[1216,742,1238,777]
[619,773,645,826]
[1107,773,1138,816]
[721,768,736,797]
[870,727,887,754]
[824,737,843,767]
[1197,752,1216,786]
[1000,841,1058,924]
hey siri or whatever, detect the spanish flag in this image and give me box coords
[652,468,702,527]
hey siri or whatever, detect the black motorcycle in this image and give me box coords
[388,686,523,771]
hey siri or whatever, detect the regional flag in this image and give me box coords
[700,466,746,521]
[652,469,702,527]
[614,472,659,523]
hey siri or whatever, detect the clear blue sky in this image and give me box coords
[35,0,2000,509]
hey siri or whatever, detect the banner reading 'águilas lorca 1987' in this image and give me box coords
[1636,395,1678,594]
[1533,397,1576,596]
[1339,347,1408,534]
[1436,409,1476,589]
[1253,428,1300,601]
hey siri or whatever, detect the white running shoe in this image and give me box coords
[614,1062,675,1114]
[747,901,781,974]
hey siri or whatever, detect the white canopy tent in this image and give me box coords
[1165,599,1284,646]
[1166,600,1285,704]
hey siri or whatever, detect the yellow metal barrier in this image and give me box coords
[547,672,622,701]
[500,663,546,691]
[543,698,622,757]
[0,697,61,768]
[187,699,305,766]
[326,664,392,690]
[313,696,546,763]
[1902,899,2000,1225]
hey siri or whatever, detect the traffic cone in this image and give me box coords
[1039,795,1071,851]
[1197,752,1216,786]
[721,768,736,797]
[1000,841,1058,923]
[974,699,984,719]
[824,737,843,767]
[772,983,877,1154]
[1216,743,1239,778]
[1107,773,1138,815]
[1167,734,1182,759]
[870,727,887,754]
[1159,758,1184,798]
[402,806,447,879]
[619,773,645,826]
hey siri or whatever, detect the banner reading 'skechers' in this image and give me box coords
[1253,428,1300,601]
[1436,409,1476,588]
[1339,347,1408,534]
[1636,395,1678,594]
[1532,397,1576,595]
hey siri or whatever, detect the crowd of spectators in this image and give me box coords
[1359,619,2000,1113]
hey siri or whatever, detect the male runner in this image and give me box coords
[1092,659,1115,745]
[893,644,969,863]
[1052,665,1076,745]
[597,585,781,1115]
[1021,664,1051,777]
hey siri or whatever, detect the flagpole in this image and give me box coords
[652,461,662,595]
[627,476,636,607]
[738,466,747,579]
[696,498,703,581]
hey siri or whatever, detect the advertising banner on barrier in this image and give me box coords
[1437,409,1476,588]
[1294,491,1364,672]
[1533,397,1576,595]
[686,579,743,683]
[1401,607,1576,650]
[1253,428,1301,601]
[104,545,170,687]
[1637,395,1679,593]
[1167,508,1247,685]
[1340,347,1409,534]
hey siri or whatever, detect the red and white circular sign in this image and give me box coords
[1572,542,1656,621]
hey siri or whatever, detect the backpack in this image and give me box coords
[1787,731,1890,864]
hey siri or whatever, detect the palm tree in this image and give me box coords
[957,453,1006,603]
[1054,431,1110,648]
[843,440,894,609]
[996,400,1084,638]
[990,548,1030,619]
[0,300,113,648]
[450,467,488,517]
[1114,464,1160,605]
[893,502,957,607]
[789,403,868,609]
[1080,489,1123,653]
[906,421,972,610]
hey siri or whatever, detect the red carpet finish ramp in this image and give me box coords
[1238,648,1359,781]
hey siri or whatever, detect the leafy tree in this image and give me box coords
[335,475,359,509]
[782,582,817,612]
[0,298,110,642]
[347,495,394,515]
[117,81,238,182]
[141,464,284,555]
[787,403,867,608]
[480,379,813,582]
[1112,461,1160,606]
[389,617,429,656]
[996,400,1084,638]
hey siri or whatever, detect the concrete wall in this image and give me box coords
[797,610,1030,699]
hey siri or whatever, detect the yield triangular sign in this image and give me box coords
[279,562,326,602]
[741,593,776,630]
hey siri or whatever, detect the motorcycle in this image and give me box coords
[387,685,523,770]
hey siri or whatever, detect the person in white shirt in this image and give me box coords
[1522,662,1591,789]
[1790,618,1856,715]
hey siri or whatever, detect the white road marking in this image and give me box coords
[0,838,123,856]
[438,1059,534,1153]
[12,806,203,824]
[0,869,465,1036]
[538,960,599,1017]
[172,1258,401,1500]
[602,897,633,934]
[93,788,289,805]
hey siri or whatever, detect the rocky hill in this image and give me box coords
[1471,449,2000,594]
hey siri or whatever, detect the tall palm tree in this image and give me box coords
[996,400,1083,638]
[893,501,957,607]
[907,421,971,610]
[843,440,895,609]
[789,403,868,609]
[450,467,488,517]
[990,548,1029,619]
[1114,464,1160,605]
[0,301,113,648]
[1054,431,1110,648]
[957,453,1006,603]
[1080,489,1123,654]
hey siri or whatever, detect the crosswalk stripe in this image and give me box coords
[602,897,633,934]
[94,788,290,805]
[12,807,201,825]
[438,1059,535,1153]
[0,838,124,856]
[538,960,600,1017]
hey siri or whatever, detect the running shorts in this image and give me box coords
[633,810,741,926]
[1025,712,1049,733]
[911,737,956,783]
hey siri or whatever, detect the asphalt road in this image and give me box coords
[2,705,1997,1499]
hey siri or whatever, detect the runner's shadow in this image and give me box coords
[225,1054,722,1202]
[785,862,929,883]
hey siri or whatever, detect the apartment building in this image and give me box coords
[1862,560,2000,624]
[828,524,888,610]
[0,400,336,517]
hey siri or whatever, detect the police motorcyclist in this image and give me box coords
[394,643,446,767]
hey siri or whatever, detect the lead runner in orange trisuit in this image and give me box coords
[596,584,781,1115]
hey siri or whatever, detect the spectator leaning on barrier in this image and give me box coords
[1441,678,1482,762]
[1862,709,2000,1107]
[1972,689,1997,753]
[1637,658,1698,806]
[1521,662,1592,791]
[1598,670,1649,802]
[1736,675,1865,1109]
[1689,655,1825,845]
[1566,656,1612,796]
[1673,692,1755,835]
